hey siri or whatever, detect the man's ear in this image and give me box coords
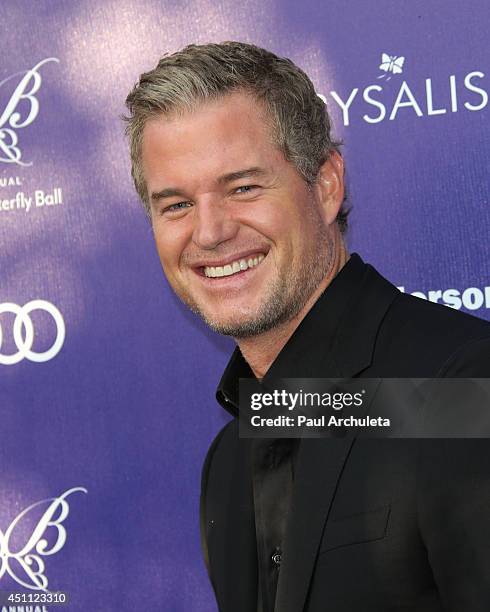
[314,151,344,226]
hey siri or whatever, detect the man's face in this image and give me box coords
[141,91,336,338]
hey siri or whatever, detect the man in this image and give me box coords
[125,42,490,611]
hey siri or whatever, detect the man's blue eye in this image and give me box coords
[165,202,191,213]
[235,185,257,194]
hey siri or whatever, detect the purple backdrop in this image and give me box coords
[0,1,489,610]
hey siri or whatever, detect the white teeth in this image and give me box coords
[204,254,266,278]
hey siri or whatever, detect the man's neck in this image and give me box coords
[236,244,349,378]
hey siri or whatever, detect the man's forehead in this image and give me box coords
[141,97,283,190]
[142,91,273,150]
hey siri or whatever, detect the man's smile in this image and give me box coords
[190,250,268,281]
[203,253,266,278]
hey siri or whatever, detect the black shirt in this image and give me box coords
[216,254,366,612]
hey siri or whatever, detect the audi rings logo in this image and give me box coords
[0,300,65,365]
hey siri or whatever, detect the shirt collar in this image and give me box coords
[216,253,368,417]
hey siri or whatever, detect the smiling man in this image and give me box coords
[140,87,346,376]
[125,42,490,612]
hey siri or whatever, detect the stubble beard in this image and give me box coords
[175,222,335,339]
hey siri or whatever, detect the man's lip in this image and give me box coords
[190,249,269,270]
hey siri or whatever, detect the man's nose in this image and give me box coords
[192,198,238,249]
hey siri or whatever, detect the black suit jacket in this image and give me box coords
[200,255,490,611]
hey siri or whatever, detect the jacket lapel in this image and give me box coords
[274,263,399,612]
[274,433,356,612]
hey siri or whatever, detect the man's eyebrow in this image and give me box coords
[217,167,269,184]
[150,187,186,202]
[150,167,269,202]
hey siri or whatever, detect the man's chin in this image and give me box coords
[200,314,261,338]
[184,299,261,334]
[198,306,292,339]
[177,285,295,338]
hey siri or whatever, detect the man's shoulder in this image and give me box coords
[201,417,247,488]
[371,287,490,376]
[390,289,490,335]
[201,418,237,473]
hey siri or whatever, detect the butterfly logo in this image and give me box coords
[377,53,405,81]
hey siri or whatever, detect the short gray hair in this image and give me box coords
[124,41,349,232]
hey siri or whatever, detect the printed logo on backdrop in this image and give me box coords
[0,487,87,591]
[0,300,65,365]
[0,58,64,216]
[0,58,59,167]
[318,52,488,126]
[377,53,405,81]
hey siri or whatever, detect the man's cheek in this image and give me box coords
[155,240,176,267]
[155,250,179,282]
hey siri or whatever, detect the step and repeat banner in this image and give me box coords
[1,1,489,610]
